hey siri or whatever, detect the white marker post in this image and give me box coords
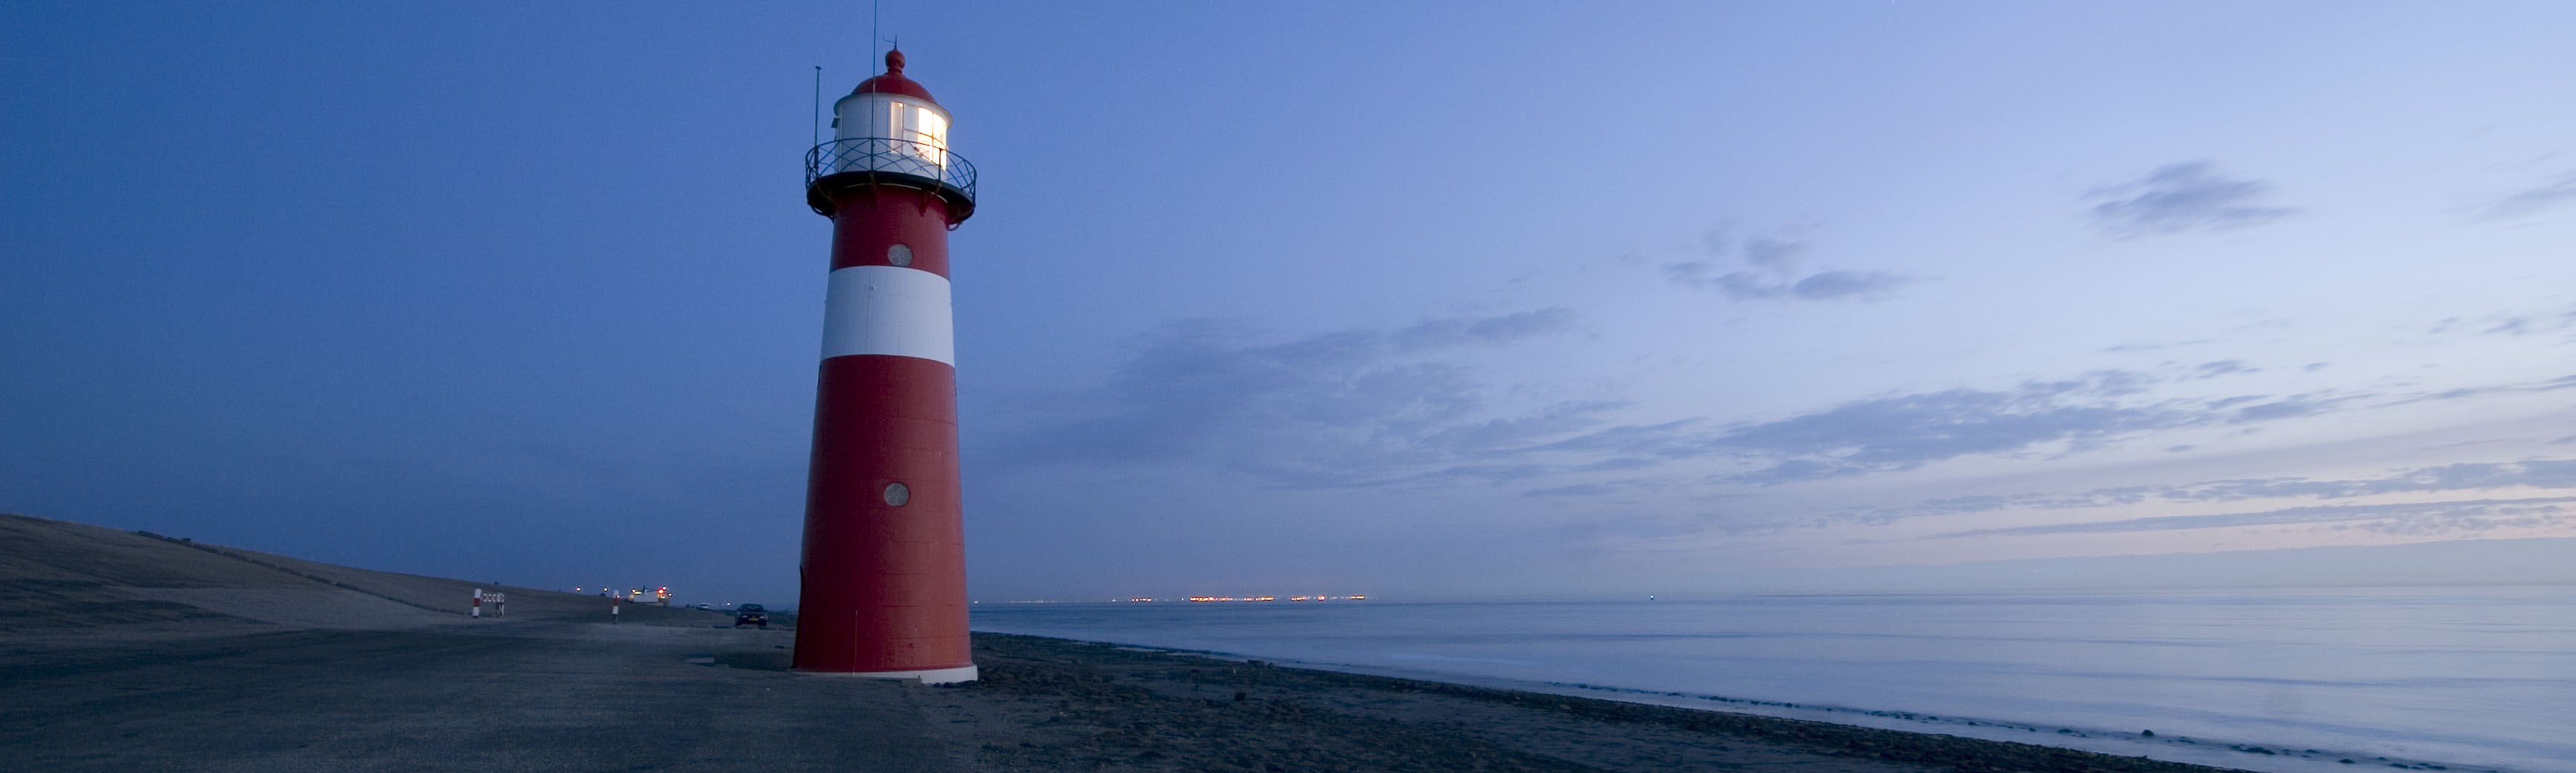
[471,588,482,619]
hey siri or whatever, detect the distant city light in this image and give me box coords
[1176,594,1369,602]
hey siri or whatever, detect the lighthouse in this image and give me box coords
[793,49,978,682]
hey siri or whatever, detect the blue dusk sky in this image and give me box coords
[6,2,2573,603]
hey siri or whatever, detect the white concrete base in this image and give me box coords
[796,664,979,685]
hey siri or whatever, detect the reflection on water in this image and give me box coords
[974,587,2576,773]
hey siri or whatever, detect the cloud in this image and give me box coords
[1421,400,1626,453]
[2146,459,2576,503]
[2189,360,2255,379]
[1524,483,1621,498]
[1661,229,1915,302]
[985,310,1607,488]
[2485,172,2576,219]
[2428,305,2576,341]
[1742,236,1806,273]
[1843,457,2576,528]
[2086,162,2298,238]
[1685,270,1914,301]
[2100,338,2215,353]
[1394,308,1574,350]
[1700,372,2208,483]
[2225,392,2351,423]
[1545,371,2353,486]
[2383,373,2576,406]
[997,333,2387,495]
[1789,270,1913,299]
[1706,272,1776,299]
[2488,308,2576,339]
[1930,496,2576,540]
[1573,457,1659,472]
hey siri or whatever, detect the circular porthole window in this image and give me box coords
[882,482,911,506]
[887,244,913,267]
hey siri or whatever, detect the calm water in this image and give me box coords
[971,587,2576,773]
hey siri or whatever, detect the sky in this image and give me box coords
[5,2,2574,604]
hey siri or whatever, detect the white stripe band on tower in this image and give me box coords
[821,265,955,365]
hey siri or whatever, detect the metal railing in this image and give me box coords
[804,137,977,205]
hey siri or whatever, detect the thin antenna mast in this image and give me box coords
[811,65,822,149]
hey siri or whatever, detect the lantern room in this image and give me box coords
[836,91,948,151]
[806,49,977,221]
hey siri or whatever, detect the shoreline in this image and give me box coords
[963,632,2263,773]
[0,616,2477,773]
[972,631,2494,773]
[0,515,2525,772]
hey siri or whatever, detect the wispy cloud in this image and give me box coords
[2189,359,2256,379]
[2485,172,2576,219]
[996,329,2434,496]
[984,309,1606,488]
[2224,392,2352,422]
[1662,229,1915,301]
[2427,305,2576,340]
[1848,457,2576,527]
[1698,373,2213,483]
[1541,371,2352,486]
[2145,459,2576,503]
[2087,162,2298,238]
[1787,270,1913,299]
[1742,235,1806,273]
[1394,308,1576,350]
[2100,339,2215,353]
[1930,496,2576,540]
[1683,269,1915,301]
[1524,483,1622,498]
[2382,374,2576,406]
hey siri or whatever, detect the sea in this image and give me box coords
[969,586,2576,773]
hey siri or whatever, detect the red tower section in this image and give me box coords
[795,50,979,682]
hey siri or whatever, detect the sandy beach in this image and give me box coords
[2,622,2264,773]
[2,513,2258,772]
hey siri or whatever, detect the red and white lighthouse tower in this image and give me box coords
[793,49,978,682]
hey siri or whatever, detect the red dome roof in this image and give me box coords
[851,49,937,105]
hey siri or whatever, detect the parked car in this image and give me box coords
[733,604,768,628]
